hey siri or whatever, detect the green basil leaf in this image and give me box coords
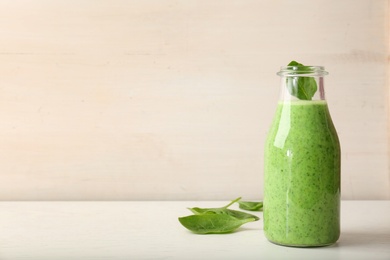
[286,60,317,100]
[189,207,259,221]
[178,214,256,234]
[224,209,260,221]
[238,201,263,211]
[188,207,224,215]
[179,197,259,234]
[187,197,241,215]
[288,60,302,67]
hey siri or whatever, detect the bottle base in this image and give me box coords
[266,239,337,248]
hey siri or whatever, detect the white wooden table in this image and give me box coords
[0,201,389,259]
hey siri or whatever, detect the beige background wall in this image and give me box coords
[0,0,388,200]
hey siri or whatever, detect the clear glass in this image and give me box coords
[263,65,341,247]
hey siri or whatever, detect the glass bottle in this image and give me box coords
[263,64,341,247]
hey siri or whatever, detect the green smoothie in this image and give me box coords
[264,100,340,247]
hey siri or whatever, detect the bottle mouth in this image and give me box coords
[277,65,328,77]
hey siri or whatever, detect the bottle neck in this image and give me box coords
[279,76,326,101]
[277,65,328,102]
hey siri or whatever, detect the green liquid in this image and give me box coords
[264,100,340,247]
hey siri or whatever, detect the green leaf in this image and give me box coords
[224,208,260,221]
[179,198,260,234]
[238,201,263,211]
[189,207,259,221]
[288,60,303,67]
[178,214,257,234]
[286,60,317,100]
[187,197,241,215]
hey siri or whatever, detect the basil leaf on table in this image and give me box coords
[178,197,260,234]
[286,60,318,101]
[178,214,257,234]
[237,201,263,211]
[188,197,259,221]
[190,207,259,221]
[187,196,240,215]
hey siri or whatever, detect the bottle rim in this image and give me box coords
[277,65,329,77]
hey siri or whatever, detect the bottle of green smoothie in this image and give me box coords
[263,61,341,247]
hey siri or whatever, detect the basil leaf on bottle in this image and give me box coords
[178,214,257,234]
[286,60,317,100]
[238,201,263,211]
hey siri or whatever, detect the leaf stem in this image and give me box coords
[223,197,242,209]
